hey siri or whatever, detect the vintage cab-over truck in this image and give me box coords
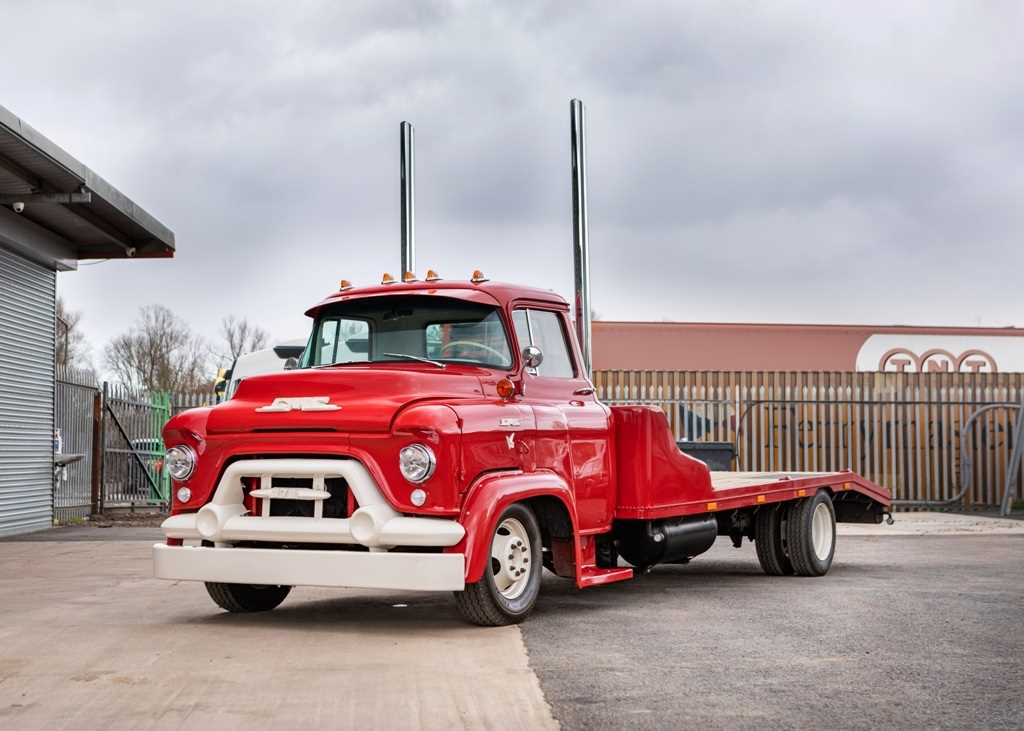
[155,273,891,625]
[155,101,890,624]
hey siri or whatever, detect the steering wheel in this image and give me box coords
[440,340,507,360]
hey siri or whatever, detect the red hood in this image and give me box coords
[207,365,485,434]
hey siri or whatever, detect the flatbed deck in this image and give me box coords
[704,469,891,514]
[709,471,835,490]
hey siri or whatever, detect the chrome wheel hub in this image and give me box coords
[811,502,834,561]
[490,517,532,599]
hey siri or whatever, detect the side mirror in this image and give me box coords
[283,357,300,370]
[522,345,543,372]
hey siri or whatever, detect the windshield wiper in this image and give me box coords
[380,353,446,369]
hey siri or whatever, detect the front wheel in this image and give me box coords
[205,582,291,612]
[454,503,543,626]
[785,491,836,576]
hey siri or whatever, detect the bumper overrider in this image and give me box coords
[154,458,466,591]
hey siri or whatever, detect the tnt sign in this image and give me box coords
[878,348,998,373]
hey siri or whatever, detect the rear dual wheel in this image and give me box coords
[755,491,836,577]
[754,503,793,575]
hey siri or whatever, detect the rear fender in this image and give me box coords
[453,470,579,584]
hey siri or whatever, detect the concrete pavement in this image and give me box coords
[841,510,1024,536]
[0,537,557,730]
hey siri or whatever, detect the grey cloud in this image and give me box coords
[2,0,1022,364]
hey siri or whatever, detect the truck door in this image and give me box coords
[512,307,614,532]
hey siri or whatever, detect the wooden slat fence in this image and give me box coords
[594,370,1024,509]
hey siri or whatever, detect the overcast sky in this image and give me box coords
[4,1,1023,366]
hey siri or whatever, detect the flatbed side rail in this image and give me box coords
[621,471,889,521]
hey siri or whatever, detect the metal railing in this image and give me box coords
[53,376,217,516]
[54,368,98,522]
[594,370,1024,510]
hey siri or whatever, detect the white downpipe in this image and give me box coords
[195,503,247,541]
[351,505,464,548]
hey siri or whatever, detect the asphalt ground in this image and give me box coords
[522,534,1024,730]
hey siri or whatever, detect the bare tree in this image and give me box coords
[219,315,269,363]
[55,297,91,370]
[104,305,210,393]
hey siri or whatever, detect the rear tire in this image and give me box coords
[785,491,836,576]
[454,503,542,626]
[755,503,794,576]
[205,582,291,612]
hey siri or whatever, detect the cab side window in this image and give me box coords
[513,308,576,379]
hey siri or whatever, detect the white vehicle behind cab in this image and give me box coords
[221,339,307,400]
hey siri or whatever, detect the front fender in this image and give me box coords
[453,469,578,584]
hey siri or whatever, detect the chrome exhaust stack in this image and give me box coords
[400,120,415,275]
[570,99,592,377]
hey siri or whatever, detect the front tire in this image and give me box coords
[785,491,836,576]
[454,503,543,626]
[205,582,291,612]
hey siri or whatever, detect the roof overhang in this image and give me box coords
[0,104,175,271]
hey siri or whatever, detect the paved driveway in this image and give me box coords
[1,520,1022,729]
[523,534,1024,730]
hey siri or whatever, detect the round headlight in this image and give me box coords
[166,445,197,481]
[399,444,436,483]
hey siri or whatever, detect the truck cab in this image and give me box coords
[155,274,890,625]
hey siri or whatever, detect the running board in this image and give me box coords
[578,566,634,588]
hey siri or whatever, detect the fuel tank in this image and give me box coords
[615,514,718,568]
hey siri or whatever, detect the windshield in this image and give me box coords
[301,295,514,370]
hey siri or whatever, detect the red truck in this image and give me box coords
[154,101,891,625]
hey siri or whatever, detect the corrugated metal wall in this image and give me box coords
[0,246,55,535]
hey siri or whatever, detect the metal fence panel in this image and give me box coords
[54,367,97,522]
[102,383,171,507]
[101,388,216,508]
[41,371,1024,517]
[594,370,1024,509]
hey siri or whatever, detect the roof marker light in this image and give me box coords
[381,272,396,285]
[403,271,418,282]
[425,269,441,282]
[471,269,489,283]
[338,279,353,291]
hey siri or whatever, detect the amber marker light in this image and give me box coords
[381,272,396,285]
[471,269,488,283]
[496,378,516,400]
[425,269,441,282]
[402,271,417,282]
[338,279,353,291]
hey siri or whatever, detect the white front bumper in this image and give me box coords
[154,543,465,591]
[163,457,465,548]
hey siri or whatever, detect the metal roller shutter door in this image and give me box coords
[0,246,55,535]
